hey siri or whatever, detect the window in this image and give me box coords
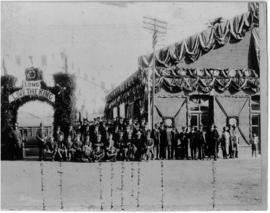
[190,115,198,128]
[251,95,260,111]
[189,95,212,130]
[113,107,118,118]
[189,95,209,112]
[251,114,260,136]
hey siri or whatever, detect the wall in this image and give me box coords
[182,31,251,69]
[154,89,187,128]
[214,93,250,145]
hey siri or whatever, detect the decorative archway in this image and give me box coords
[1,67,76,159]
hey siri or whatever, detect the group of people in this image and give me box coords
[7,117,259,162]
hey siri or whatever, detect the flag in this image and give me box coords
[41,55,47,67]
[152,30,158,48]
[15,55,21,66]
[100,81,105,90]
[60,52,68,73]
[2,57,7,75]
[28,56,33,65]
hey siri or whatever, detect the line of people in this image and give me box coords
[34,117,244,162]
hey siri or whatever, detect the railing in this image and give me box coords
[19,126,53,139]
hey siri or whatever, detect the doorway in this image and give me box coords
[189,95,213,130]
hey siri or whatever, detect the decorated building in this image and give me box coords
[105,4,260,151]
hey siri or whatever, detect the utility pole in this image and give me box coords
[143,16,167,130]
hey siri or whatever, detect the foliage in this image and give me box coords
[53,72,76,136]
[1,72,76,150]
[1,75,17,133]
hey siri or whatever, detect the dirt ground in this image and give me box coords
[1,156,266,210]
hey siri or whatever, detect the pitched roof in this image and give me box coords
[138,9,258,69]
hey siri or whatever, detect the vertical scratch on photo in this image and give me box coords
[98,162,103,210]
[121,161,125,210]
[58,161,64,210]
[161,160,164,211]
[136,161,141,208]
[110,162,114,209]
[40,161,46,210]
[211,160,216,209]
[131,161,134,197]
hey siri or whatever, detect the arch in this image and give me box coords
[10,91,56,125]
[17,100,54,127]
[1,67,77,160]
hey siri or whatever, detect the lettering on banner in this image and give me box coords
[8,88,55,103]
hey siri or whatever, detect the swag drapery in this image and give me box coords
[138,10,259,71]
[155,68,259,94]
[105,69,147,110]
[105,4,259,111]
[105,67,259,110]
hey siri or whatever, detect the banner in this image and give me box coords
[22,80,41,89]
[9,88,55,103]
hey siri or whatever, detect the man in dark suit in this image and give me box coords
[197,126,206,160]
[36,122,46,161]
[159,123,167,160]
[9,123,23,160]
[209,124,219,160]
[151,123,160,160]
[171,127,178,160]
[190,127,197,160]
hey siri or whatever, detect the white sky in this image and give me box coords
[2,1,248,121]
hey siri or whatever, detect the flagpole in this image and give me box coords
[152,30,156,131]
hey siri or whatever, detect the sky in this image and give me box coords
[2,1,248,125]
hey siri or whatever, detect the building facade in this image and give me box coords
[105,4,260,151]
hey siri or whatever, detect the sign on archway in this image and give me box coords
[1,67,77,160]
[8,68,55,104]
[9,84,55,103]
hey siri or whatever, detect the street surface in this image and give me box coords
[1,157,264,210]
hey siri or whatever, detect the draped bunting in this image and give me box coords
[138,10,259,69]
[248,28,260,74]
[158,75,259,94]
[155,67,259,79]
[105,4,260,111]
[105,69,147,110]
[105,67,259,110]
[156,67,259,94]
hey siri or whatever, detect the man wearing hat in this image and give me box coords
[159,123,167,160]
[72,133,83,161]
[209,124,219,160]
[52,132,67,161]
[9,122,23,160]
[230,125,239,158]
[134,130,145,161]
[152,123,160,160]
[36,122,46,161]
[93,134,105,162]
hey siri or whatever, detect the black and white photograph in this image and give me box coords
[1,1,267,211]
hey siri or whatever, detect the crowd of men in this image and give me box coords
[7,116,258,162]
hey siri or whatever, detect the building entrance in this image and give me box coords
[189,95,213,130]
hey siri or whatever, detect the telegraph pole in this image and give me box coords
[143,16,167,130]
